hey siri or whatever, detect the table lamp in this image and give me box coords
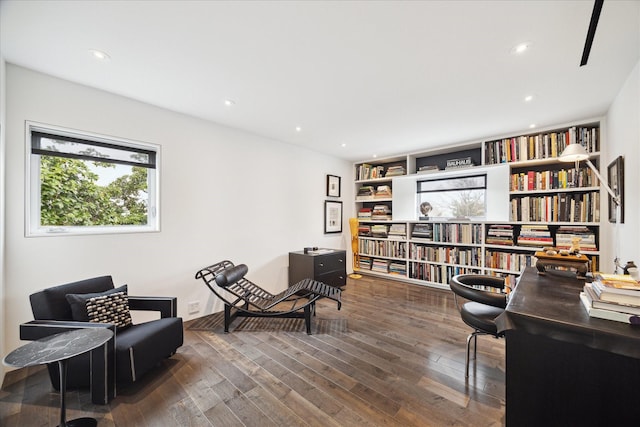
[559,143,621,273]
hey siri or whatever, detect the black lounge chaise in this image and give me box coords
[195,260,341,334]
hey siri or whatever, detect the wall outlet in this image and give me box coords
[187,301,200,314]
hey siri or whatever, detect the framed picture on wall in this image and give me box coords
[607,156,624,223]
[324,200,343,233]
[326,174,341,197]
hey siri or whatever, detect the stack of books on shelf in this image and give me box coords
[358,207,372,220]
[516,225,553,247]
[385,165,406,177]
[412,223,433,240]
[358,224,371,236]
[356,164,385,180]
[356,185,375,200]
[371,224,389,237]
[371,205,391,220]
[388,223,406,239]
[580,273,640,324]
[372,259,390,273]
[359,257,372,270]
[555,226,597,252]
[417,165,439,174]
[374,185,392,198]
[486,225,514,246]
[389,261,407,275]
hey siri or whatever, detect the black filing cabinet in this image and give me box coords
[289,249,346,288]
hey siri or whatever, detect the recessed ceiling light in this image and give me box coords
[341,143,346,147]
[224,99,236,106]
[524,95,534,102]
[89,49,110,61]
[511,42,532,55]
[372,154,377,158]
[529,124,536,129]
[295,126,302,132]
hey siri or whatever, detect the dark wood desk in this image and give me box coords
[497,267,640,427]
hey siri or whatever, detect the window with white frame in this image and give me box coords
[26,122,160,236]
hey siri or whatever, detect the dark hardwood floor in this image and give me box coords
[1,275,505,426]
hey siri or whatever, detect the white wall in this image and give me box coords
[605,58,640,271]
[1,56,7,384]
[3,64,352,356]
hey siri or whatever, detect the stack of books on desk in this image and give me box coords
[580,273,640,324]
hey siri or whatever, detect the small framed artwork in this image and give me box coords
[326,174,341,198]
[607,156,624,223]
[324,200,343,233]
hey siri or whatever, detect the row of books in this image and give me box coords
[485,250,535,272]
[408,244,481,266]
[358,223,598,252]
[355,164,406,181]
[358,240,407,258]
[408,263,480,284]
[580,273,640,324]
[356,164,385,181]
[484,126,599,165]
[510,191,600,223]
[410,223,482,244]
[509,167,595,192]
[356,185,392,200]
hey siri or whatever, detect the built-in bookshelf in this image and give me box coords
[353,119,603,289]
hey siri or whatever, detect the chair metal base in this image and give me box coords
[465,330,490,378]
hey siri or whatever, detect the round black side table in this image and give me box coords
[3,328,114,427]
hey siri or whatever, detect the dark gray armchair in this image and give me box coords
[20,275,183,404]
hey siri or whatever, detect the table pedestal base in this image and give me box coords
[59,417,97,427]
[58,360,98,427]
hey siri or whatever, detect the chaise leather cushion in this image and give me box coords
[215,264,248,287]
[66,284,132,329]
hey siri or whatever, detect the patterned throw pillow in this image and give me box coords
[66,284,132,329]
[85,290,132,329]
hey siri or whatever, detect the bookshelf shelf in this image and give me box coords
[353,119,603,288]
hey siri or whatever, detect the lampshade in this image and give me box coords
[559,143,590,162]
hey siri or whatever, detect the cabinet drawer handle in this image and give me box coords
[319,263,324,267]
[339,259,344,263]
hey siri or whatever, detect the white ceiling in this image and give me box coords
[1,1,639,161]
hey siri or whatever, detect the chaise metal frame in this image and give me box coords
[195,260,341,334]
